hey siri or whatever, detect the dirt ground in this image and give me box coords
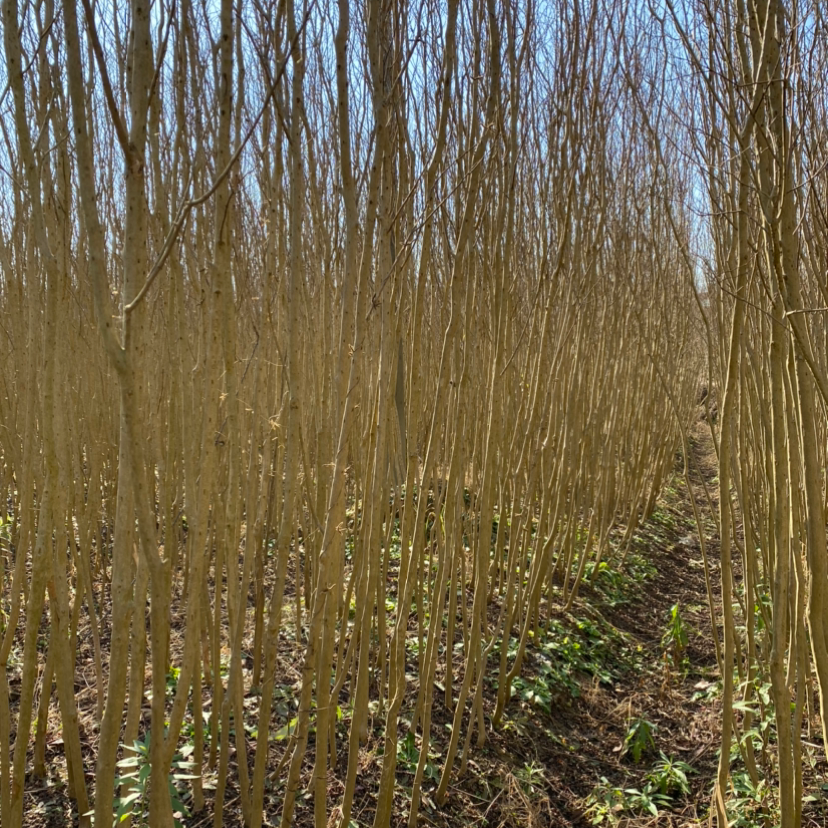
[19,425,728,828]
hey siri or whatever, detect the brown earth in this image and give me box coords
[18,424,727,828]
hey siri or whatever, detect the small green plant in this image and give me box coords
[586,561,629,607]
[397,730,418,770]
[645,751,693,796]
[396,731,439,780]
[180,709,210,747]
[584,777,626,824]
[651,505,676,530]
[515,760,546,798]
[166,665,181,695]
[662,602,689,668]
[587,554,657,607]
[622,785,671,817]
[502,613,642,713]
[110,732,198,827]
[584,776,670,824]
[726,771,775,828]
[623,717,656,763]
[512,673,553,713]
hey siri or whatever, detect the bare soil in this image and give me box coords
[17,424,726,828]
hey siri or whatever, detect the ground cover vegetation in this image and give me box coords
[0,0,826,825]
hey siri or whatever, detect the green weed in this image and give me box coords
[396,731,439,780]
[726,771,774,828]
[584,775,670,824]
[504,612,641,711]
[622,717,656,763]
[645,751,693,796]
[587,554,656,607]
[90,731,198,828]
[662,602,689,668]
[515,760,546,798]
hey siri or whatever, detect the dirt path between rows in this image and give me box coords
[518,422,724,826]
